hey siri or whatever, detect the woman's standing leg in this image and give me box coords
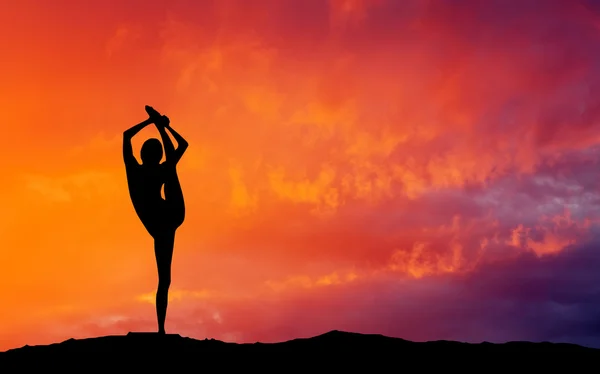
[153,230,175,334]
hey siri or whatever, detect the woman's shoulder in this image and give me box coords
[160,161,176,170]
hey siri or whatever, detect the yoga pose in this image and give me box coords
[123,106,188,334]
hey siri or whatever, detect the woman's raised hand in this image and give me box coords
[159,115,170,127]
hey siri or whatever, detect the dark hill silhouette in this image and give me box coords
[1,330,598,370]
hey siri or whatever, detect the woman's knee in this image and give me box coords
[158,276,171,290]
[157,260,172,290]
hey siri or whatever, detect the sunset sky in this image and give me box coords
[3,0,600,351]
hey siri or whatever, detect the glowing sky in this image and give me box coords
[3,0,600,351]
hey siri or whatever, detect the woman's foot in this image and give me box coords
[145,105,162,120]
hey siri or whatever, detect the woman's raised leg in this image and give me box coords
[164,172,186,229]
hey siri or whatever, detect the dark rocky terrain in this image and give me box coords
[1,330,598,371]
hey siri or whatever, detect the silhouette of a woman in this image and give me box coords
[123,106,188,334]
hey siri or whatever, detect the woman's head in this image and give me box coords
[140,138,163,165]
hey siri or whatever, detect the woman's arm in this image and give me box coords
[156,116,188,165]
[123,118,152,166]
[165,125,188,152]
[156,123,176,161]
[164,125,188,165]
